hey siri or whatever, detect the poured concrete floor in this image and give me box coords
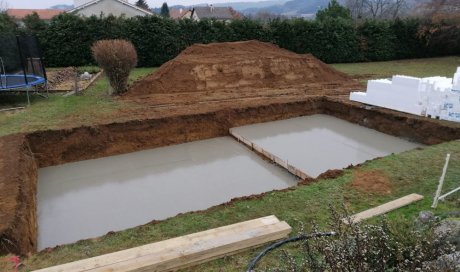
[231,114,423,178]
[37,137,297,250]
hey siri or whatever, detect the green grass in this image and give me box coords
[332,56,460,81]
[0,68,154,136]
[20,140,460,271]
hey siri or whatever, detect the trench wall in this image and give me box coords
[2,97,460,256]
[323,97,460,145]
[27,99,322,168]
[0,135,38,256]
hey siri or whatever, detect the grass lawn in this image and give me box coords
[332,56,460,82]
[1,56,459,270]
[0,68,155,137]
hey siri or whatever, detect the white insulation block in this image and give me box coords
[349,67,460,123]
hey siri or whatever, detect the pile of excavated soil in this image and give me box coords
[127,40,355,96]
[350,170,392,195]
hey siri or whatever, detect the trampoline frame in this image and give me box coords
[0,35,49,106]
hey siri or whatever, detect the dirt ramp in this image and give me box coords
[128,40,354,96]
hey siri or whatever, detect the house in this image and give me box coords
[69,0,153,18]
[169,8,188,19]
[181,5,241,22]
[6,9,64,25]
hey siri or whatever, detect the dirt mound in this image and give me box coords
[351,170,392,195]
[127,40,354,96]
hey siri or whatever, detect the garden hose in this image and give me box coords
[246,231,337,272]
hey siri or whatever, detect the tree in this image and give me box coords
[160,2,170,18]
[23,12,47,34]
[0,0,8,12]
[0,12,16,33]
[345,0,407,20]
[416,0,460,20]
[316,0,352,21]
[135,0,149,11]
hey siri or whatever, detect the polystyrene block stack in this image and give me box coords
[452,67,460,92]
[349,66,460,123]
[349,92,369,104]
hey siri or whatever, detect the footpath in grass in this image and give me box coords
[21,140,460,271]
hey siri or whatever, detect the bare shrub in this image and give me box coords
[91,39,137,95]
[261,206,457,271]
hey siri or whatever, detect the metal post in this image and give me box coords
[26,86,30,106]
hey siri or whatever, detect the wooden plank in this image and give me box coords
[229,129,311,180]
[347,193,424,224]
[34,216,291,272]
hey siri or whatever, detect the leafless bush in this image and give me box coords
[265,206,457,271]
[0,0,8,12]
[91,39,137,95]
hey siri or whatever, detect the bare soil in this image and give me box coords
[0,135,37,256]
[47,68,101,92]
[127,40,360,97]
[351,170,392,195]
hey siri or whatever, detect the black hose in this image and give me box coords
[246,231,337,272]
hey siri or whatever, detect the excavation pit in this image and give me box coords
[2,97,460,256]
[230,114,423,178]
[37,137,297,249]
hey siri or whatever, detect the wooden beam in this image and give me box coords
[34,215,291,272]
[346,193,424,224]
[229,128,311,180]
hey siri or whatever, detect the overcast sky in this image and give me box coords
[6,0,257,9]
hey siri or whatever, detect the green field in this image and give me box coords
[1,57,459,271]
[332,56,460,79]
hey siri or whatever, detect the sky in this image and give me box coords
[6,0,260,9]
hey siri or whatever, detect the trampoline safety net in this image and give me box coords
[0,33,47,90]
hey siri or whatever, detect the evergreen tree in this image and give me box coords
[316,0,352,21]
[23,12,47,34]
[135,0,149,10]
[0,12,16,33]
[160,2,170,18]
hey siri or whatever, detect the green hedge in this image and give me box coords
[1,13,458,67]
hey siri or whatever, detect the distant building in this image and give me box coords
[6,9,64,25]
[169,8,187,19]
[69,0,153,17]
[181,5,241,22]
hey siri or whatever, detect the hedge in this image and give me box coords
[1,13,459,67]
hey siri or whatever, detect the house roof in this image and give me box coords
[169,8,187,19]
[69,0,153,15]
[190,6,238,20]
[6,9,64,20]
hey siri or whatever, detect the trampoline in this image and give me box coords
[0,75,46,89]
[0,34,48,106]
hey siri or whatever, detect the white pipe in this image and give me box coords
[439,186,460,201]
[432,153,450,208]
